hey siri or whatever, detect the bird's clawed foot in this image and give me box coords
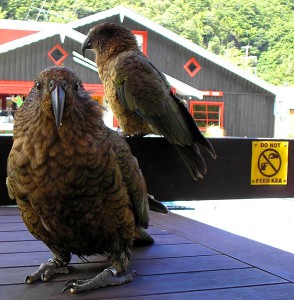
[63,267,136,294]
[26,258,71,283]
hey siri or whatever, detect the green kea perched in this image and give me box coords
[6,66,167,294]
[82,22,216,181]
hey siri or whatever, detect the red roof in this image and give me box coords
[0,29,39,45]
[0,80,104,96]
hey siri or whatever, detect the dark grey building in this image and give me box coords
[0,6,276,137]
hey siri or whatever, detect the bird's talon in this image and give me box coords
[41,272,50,282]
[62,279,79,293]
[25,276,33,284]
[64,279,77,287]
[62,282,75,293]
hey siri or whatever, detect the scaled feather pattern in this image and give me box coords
[6,66,166,293]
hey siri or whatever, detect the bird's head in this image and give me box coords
[30,66,89,129]
[82,22,138,61]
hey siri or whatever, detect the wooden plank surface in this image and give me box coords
[114,284,294,300]
[0,206,20,215]
[0,206,293,300]
[0,255,247,285]
[151,211,294,282]
[0,243,217,268]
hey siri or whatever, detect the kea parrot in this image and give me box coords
[6,66,167,294]
[82,22,216,181]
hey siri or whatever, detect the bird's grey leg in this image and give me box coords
[26,253,71,283]
[63,255,135,294]
[63,267,135,294]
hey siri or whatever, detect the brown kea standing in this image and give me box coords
[82,22,216,181]
[6,66,166,294]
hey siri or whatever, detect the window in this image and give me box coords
[132,31,148,55]
[184,57,201,77]
[48,44,68,65]
[189,101,224,130]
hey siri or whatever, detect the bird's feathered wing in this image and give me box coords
[107,128,149,228]
[113,51,216,179]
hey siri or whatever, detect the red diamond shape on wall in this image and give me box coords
[48,44,68,66]
[184,57,201,77]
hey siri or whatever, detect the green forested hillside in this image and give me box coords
[1,0,293,85]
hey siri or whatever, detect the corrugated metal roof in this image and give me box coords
[68,6,277,95]
[0,19,60,31]
[0,25,85,54]
[0,6,276,95]
[0,30,58,53]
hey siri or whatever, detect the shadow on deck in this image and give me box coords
[0,206,293,299]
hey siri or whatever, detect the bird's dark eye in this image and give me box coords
[74,81,81,91]
[35,81,42,91]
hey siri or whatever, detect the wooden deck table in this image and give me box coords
[0,206,293,299]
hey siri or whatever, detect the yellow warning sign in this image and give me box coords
[251,141,288,185]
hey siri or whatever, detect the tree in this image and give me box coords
[1,0,293,85]
[0,6,8,19]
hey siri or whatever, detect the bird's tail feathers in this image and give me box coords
[148,194,169,214]
[197,136,217,159]
[175,144,207,181]
[133,227,154,246]
[170,92,217,159]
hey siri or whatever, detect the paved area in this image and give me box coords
[169,198,294,253]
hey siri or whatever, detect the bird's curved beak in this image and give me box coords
[51,85,65,129]
[82,37,91,57]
